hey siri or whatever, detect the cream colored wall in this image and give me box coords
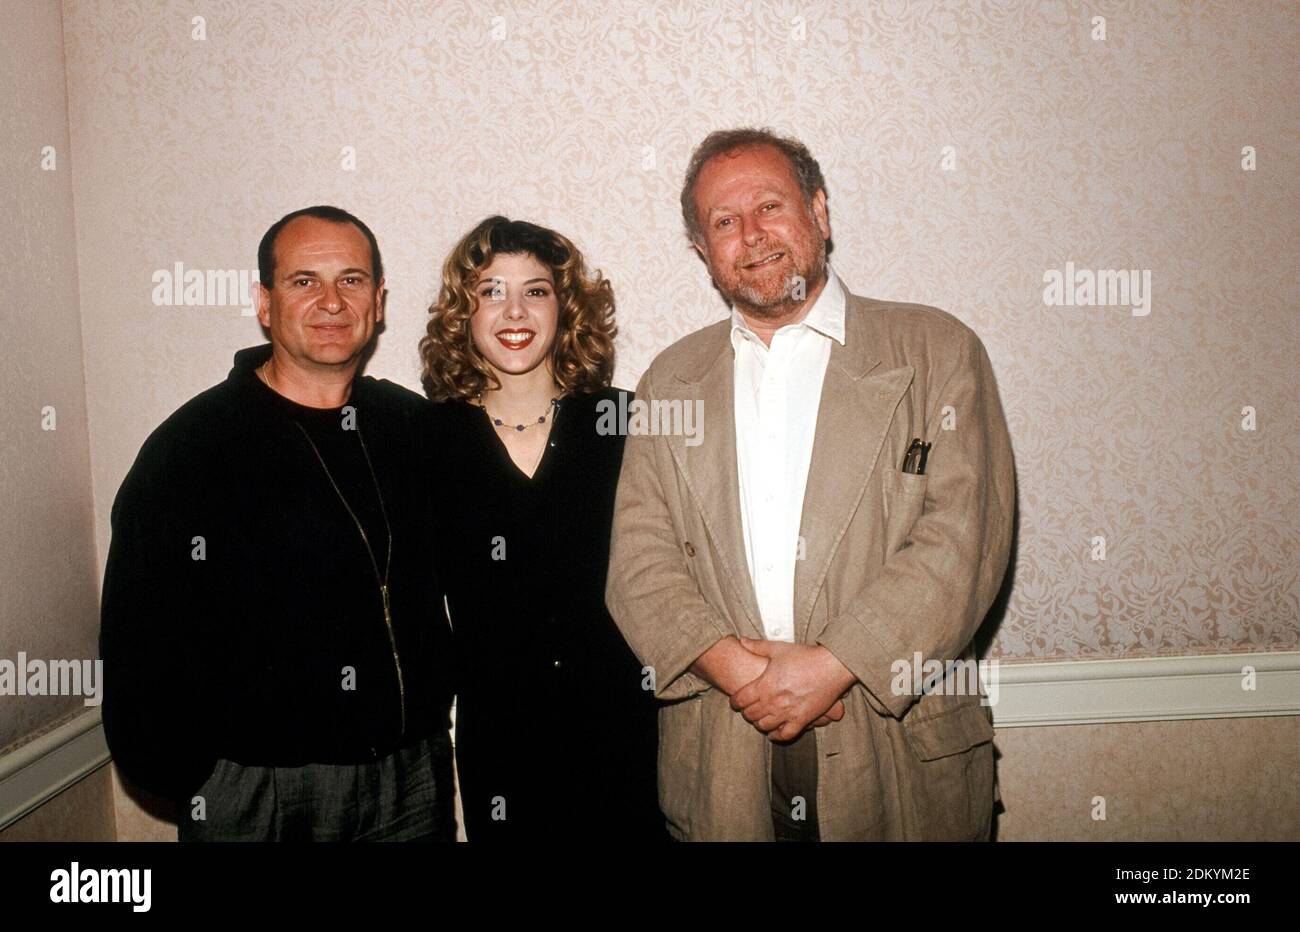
[0,765,116,843]
[3,0,1296,840]
[0,0,102,755]
[994,716,1300,840]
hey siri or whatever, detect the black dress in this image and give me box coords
[426,387,666,842]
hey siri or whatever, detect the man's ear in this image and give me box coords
[811,188,831,241]
[253,281,272,328]
[375,278,386,323]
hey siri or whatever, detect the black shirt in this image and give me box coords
[266,387,390,577]
[427,387,665,842]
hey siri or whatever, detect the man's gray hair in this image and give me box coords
[679,127,827,244]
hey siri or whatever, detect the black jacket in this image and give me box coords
[99,344,453,802]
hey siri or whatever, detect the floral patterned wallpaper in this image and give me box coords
[60,0,1297,661]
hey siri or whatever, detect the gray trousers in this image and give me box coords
[770,729,820,842]
[178,733,456,842]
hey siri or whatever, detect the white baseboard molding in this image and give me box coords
[0,709,108,832]
[986,651,1300,727]
[1,653,1296,829]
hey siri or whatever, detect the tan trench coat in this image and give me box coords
[605,286,1015,841]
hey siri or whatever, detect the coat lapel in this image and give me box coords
[793,296,914,642]
[667,327,765,639]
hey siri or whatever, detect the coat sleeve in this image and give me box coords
[816,327,1015,719]
[99,432,216,803]
[605,369,728,701]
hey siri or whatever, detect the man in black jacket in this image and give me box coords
[99,205,455,841]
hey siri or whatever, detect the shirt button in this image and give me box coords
[684,541,696,557]
[553,659,562,669]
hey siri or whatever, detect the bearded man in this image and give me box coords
[606,128,1015,841]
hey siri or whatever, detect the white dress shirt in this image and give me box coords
[731,268,847,641]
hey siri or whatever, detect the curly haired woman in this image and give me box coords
[420,215,666,843]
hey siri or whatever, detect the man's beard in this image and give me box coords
[716,236,828,320]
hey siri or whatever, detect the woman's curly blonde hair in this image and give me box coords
[419,215,617,402]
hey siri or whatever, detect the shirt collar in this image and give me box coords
[729,265,847,349]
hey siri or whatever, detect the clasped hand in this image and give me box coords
[731,638,856,741]
[685,635,853,741]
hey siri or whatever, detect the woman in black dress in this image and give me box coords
[419,216,665,842]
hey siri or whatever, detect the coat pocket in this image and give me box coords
[899,703,996,841]
[881,466,928,556]
[901,701,994,762]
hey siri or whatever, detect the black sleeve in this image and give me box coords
[98,430,216,804]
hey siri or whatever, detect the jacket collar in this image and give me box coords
[230,342,274,383]
[673,288,882,388]
[229,342,369,405]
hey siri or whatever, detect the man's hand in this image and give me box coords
[689,636,845,733]
[809,700,846,728]
[689,636,768,696]
[730,639,858,741]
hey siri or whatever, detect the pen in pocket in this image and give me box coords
[901,437,931,475]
